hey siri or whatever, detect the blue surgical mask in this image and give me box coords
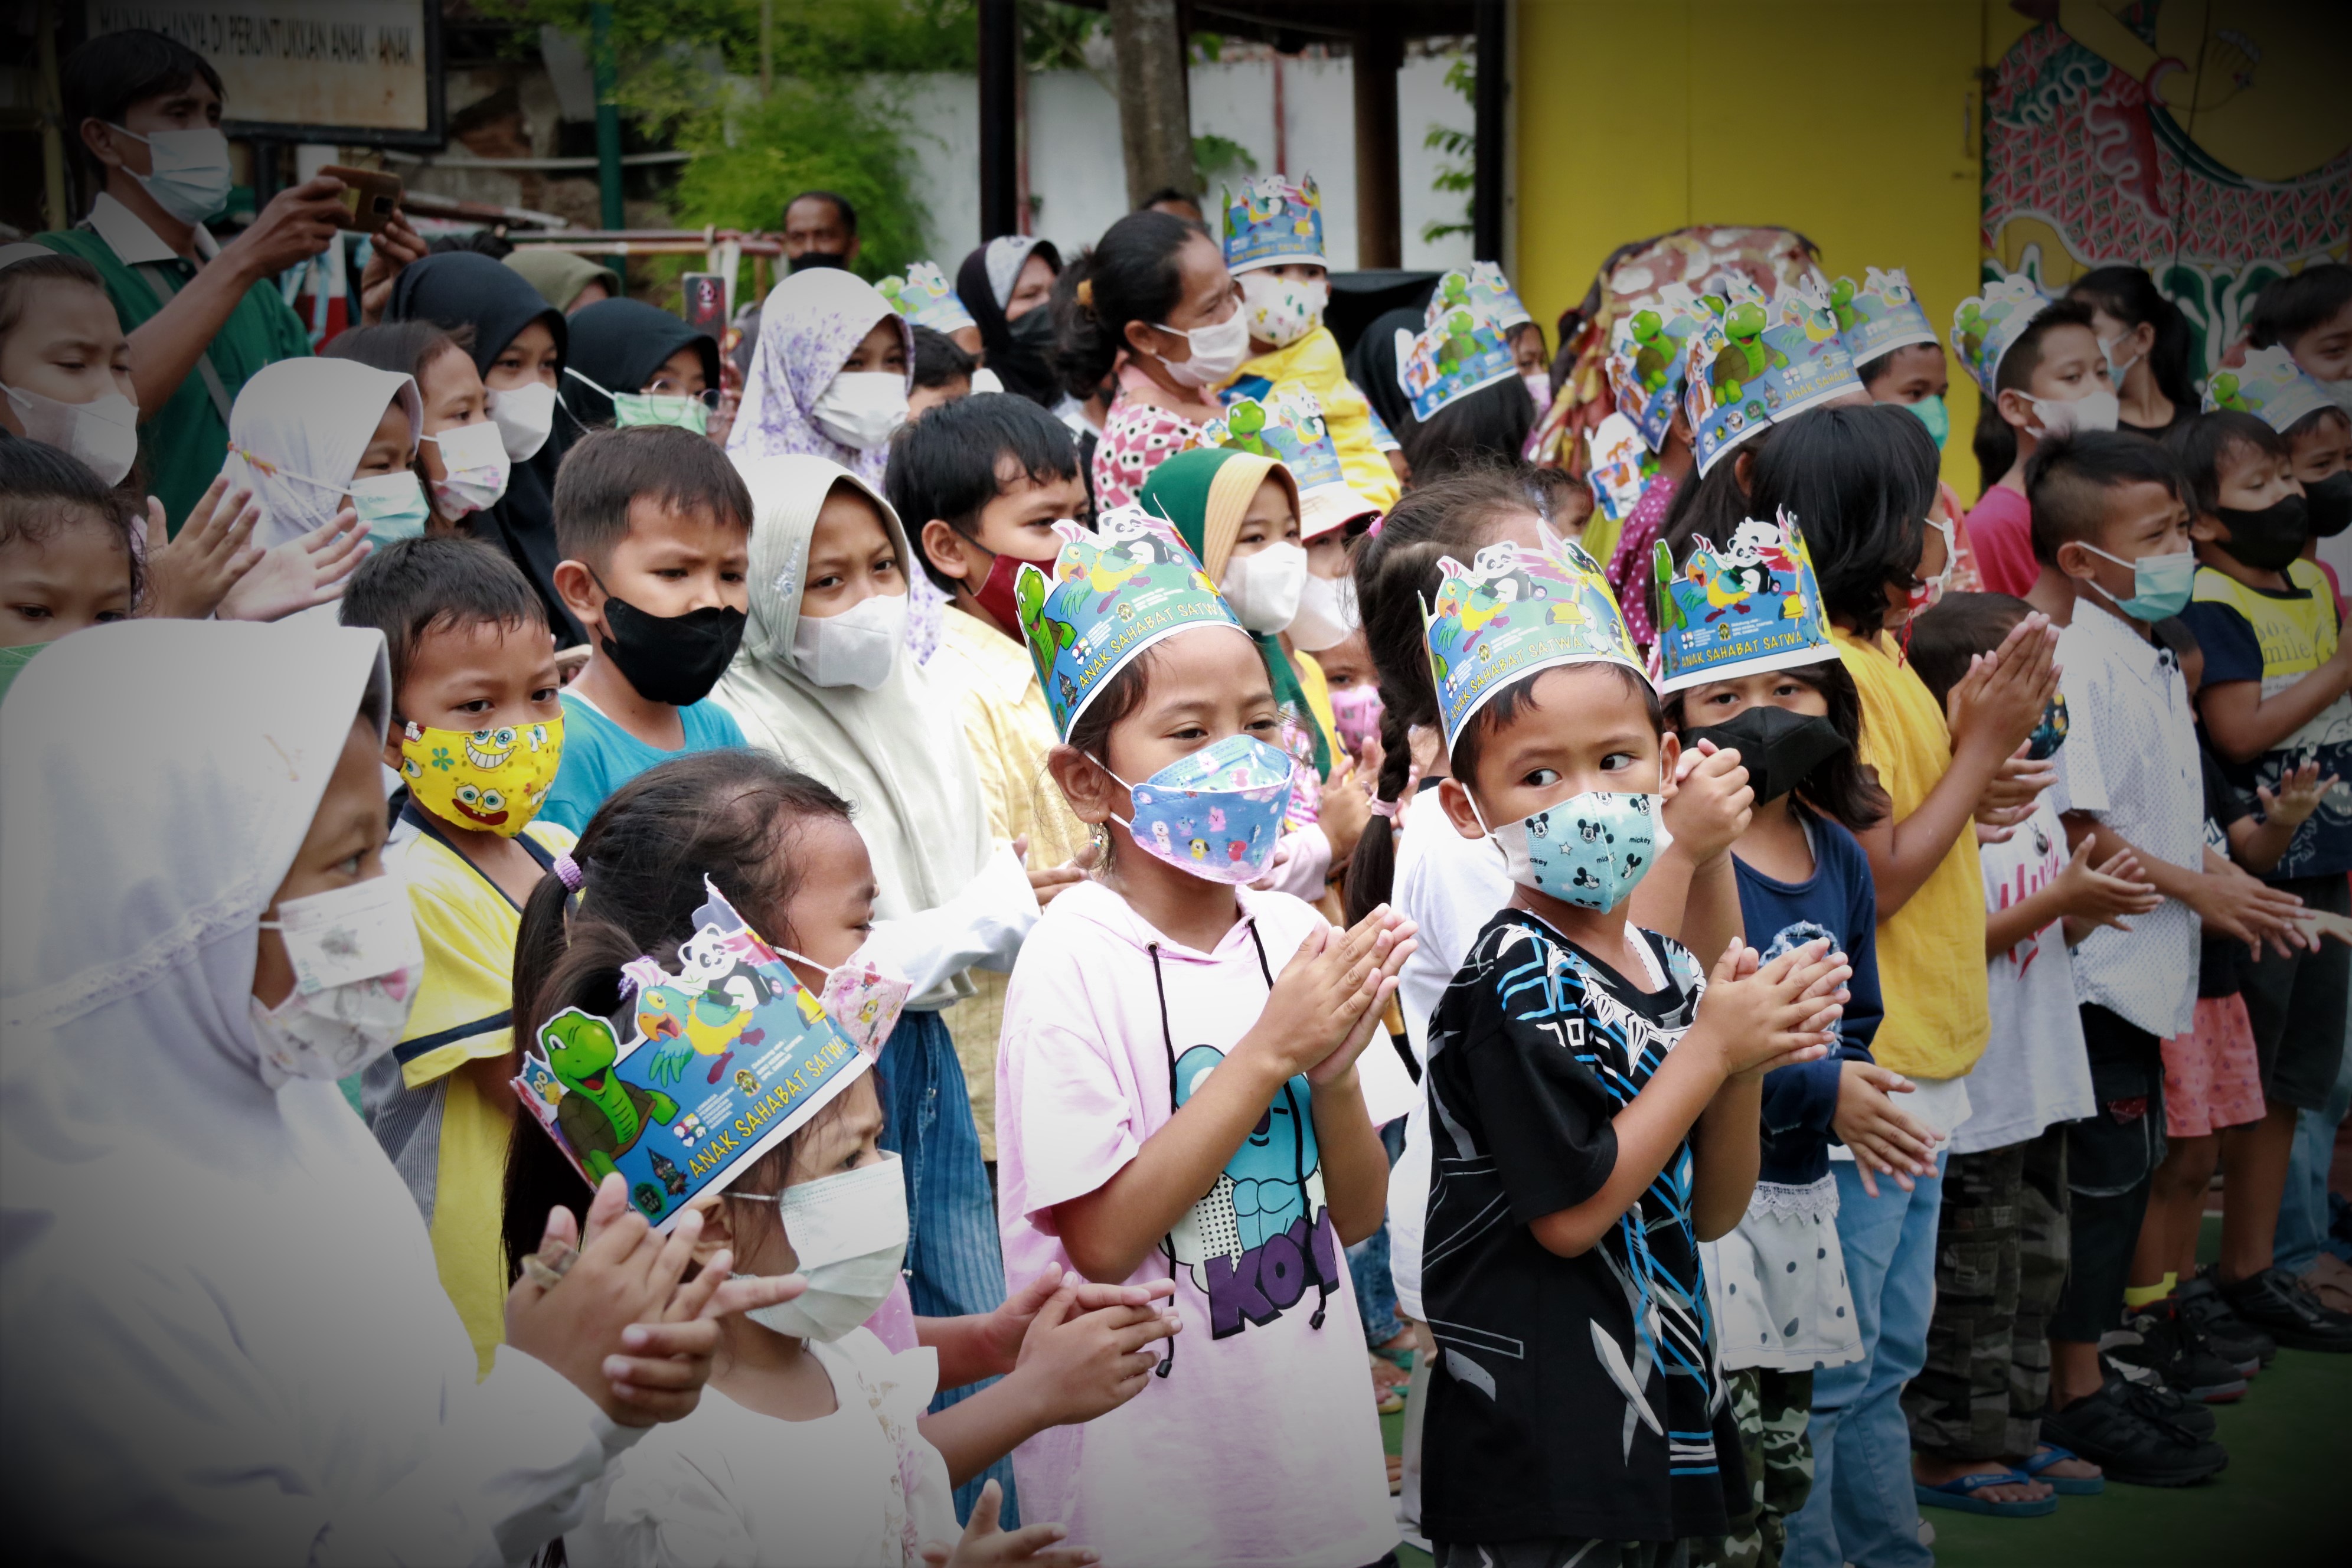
[2077,543,2196,622]
[347,470,433,543]
[1904,393,1950,450]
[1472,788,1661,911]
[109,125,234,226]
[1095,733,1294,885]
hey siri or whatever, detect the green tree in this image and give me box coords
[1422,54,1473,246]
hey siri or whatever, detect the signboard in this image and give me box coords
[84,2,445,148]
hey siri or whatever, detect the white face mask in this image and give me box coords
[741,1150,909,1342]
[1238,270,1328,348]
[2030,388,2120,439]
[2098,331,2142,386]
[109,125,234,225]
[791,590,908,689]
[422,419,511,517]
[1524,370,1554,411]
[1289,566,1358,652]
[1221,541,1308,635]
[809,371,909,451]
[489,381,558,460]
[2321,377,2352,416]
[1,383,140,486]
[249,874,423,1085]
[1151,305,1252,388]
[775,940,914,1061]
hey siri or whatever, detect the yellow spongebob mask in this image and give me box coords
[398,716,564,837]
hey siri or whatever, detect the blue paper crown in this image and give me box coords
[1951,273,2055,398]
[1201,390,1378,538]
[1420,537,1645,747]
[1680,276,1860,476]
[877,262,976,335]
[1430,262,1530,331]
[1833,267,1938,365]
[1015,508,1243,739]
[1607,282,1706,451]
[1650,508,1835,694]
[1586,412,1660,525]
[1223,173,1325,273]
[2207,345,2333,435]
[1398,304,1520,424]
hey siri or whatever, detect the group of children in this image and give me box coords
[5,133,2352,1566]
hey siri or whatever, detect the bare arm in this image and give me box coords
[1309,1069,1390,1247]
[2197,660,2352,764]
[2060,814,2307,956]
[1688,1075,1764,1243]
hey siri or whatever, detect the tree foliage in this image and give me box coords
[1422,55,1474,246]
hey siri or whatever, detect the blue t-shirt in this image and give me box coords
[1730,806,1883,1187]
[540,691,747,834]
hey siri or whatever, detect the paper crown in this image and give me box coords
[1833,267,1938,365]
[1223,173,1325,273]
[1586,411,1658,525]
[1397,301,1520,423]
[1606,282,1706,450]
[1203,390,1381,539]
[1650,508,1835,694]
[1017,507,1244,739]
[1429,262,1531,331]
[1421,536,1645,747]
[877,261,976,335]
[2206,345,2333,435]
[1951,273,2056,398]
[1680,276,1860,475]
[513,880,870,1231]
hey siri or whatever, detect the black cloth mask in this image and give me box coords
[789,251,850,273]
[596,590,747,707]
[1682,705,1850,805]
[2216,494,2309,573]
[2302,471,2352,540]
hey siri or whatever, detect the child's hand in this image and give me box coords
[1661,739,1754,865]
[1010,1272,1180,1427]
[1317,755,1373,865]
[141,481,262,620]
[1832,1061,1942,1198]
[1946,615,2060,763]
[1014,835,1091,907]
[216,508,372,622]
[1242,906,1417,1086]
[922,1480,1097,1568]
[2294,908,2352,947]
[2052,839,2162,932]
[1973,747,2057,824]
[1691,938,1849,1081]
[2256,760,2335,831]
[2188,861,2309,959]
[976,1268,1170,1375]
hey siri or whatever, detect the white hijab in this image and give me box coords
[222,358,422,548]
[1,621,627,1565]
[723,268,911,487]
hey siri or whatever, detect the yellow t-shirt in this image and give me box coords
[1224,328,1404,512]
[1832,628,1990,1079]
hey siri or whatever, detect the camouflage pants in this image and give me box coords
[1903,1125,2070,1460]
[1688,1366,1812,1568]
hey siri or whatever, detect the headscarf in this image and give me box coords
[1138,446,1329,778]
[724,268,912,486]
[563,298,720,426]
[503,248,621,313]
[388,250,584,645]
[1347,305,1424,439]
[955,237,1062,406]
[708,456,998,1011]
[221,358,421,548]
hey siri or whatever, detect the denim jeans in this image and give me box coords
[1782,1152,1945,1568]
[878,1008,1014,1524]
[1350,1118,1409,1348]
[2275,1035,2352,1275]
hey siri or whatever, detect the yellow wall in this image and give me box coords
[1514,0,1988,499]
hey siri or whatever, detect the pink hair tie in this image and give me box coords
[1368,797,1402,820]
[551,852,584,891]
[1366,513,1387,537]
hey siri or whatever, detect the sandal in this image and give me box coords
[1913,1468,2058,1517]
[2022,1442,2105,1495]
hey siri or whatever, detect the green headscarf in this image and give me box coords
[1138,447,1331,779]
[502,249,623,313]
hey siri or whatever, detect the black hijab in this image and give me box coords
[955,238,1063,406]
[563,298,720,425]
[1348,305,1425,442]
[387,251,584,645]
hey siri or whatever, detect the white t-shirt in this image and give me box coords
[1951,795,2095,1155]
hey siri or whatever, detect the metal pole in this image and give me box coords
[1471,0,1506,264]
[34,0,69,231]
[978,0,1020,241]
[590,2,627,280]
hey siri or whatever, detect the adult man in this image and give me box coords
[781,191,860,272]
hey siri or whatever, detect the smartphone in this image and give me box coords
[321,165,403,233]
[681,272,729,339]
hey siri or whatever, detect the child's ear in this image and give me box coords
[687,1191,734,1268]
[921,520,974,587]
[1047,743,1115,825]
[1657,729,1683,797]
[1995,386,2037,432]
[551,559,604,625]
[2053,538,2099,582]
[1436,777,1488,842]
[2188,512,2227,545]
[381,715,409,773]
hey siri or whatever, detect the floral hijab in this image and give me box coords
[724,267,913,486]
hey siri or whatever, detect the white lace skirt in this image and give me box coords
[1700,1174,1863,1374]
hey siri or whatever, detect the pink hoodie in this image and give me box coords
[995,879,1397,1567]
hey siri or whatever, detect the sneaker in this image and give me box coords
[2177,1273,2275,1371]
[2104,1300,2249,1402]
[2102,1357,2219,1438]
[2302,1255,2352,1317]
[2041,1377,2229,1487]
[2216,1265,2352,1353]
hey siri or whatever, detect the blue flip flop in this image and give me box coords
[1914,1468,2060,1517]
[2023,1442,2106,1495]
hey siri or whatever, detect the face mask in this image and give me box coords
[2031,388,2120,439]
[250,874,423,1083]
[810,371,909,451]
[1524,370,1554,412]
[1008,305,1060,355]
[790,590,907,690]
[2322,379,2352,417]
[596,586,748,707]
[109,125,233,224]
[741,1151,909,1342]
[1474,787,1661,911]
[1238,271,1328,348]
[489,381,558,461]
[2076,543,2197,622]
[1328,682,1383,760]
[347,470,432,543]
[1,383,139,486]
[2304,471,2352,539]
[1151,306,1252,388]
[2216,494,2311,572]
[2026,691,2069,762]
[775,942,914,1061]
[2099,331,2143,386]
[1904,393,1951,450]
[1221,542,1308,635]
[422,419,511,517]
[564,367,711,435]
[1098,732,1294,884]
[1901,511,1958,620]
[789,251,851,274]
[966,540,1053,638]
[397,715,564,837]
[1681,706,1850,805]
[1289,568,1358,652]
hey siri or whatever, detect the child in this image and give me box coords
[1417,533,1849,1561]
[727,266,911,486]
[2246,262,2351,396]
[2065,266,2195,441]
[1844,267,1981,594]
[1659,513,1909,1562]
[1952,277,2117,598]
[2170,408,2352,1353]
[326,321,511,535]
[0,438,141,702]
[223,355,423,554]
[564,298,723,437]
[1902,592,2160,1513]
[908,324,978,421]
[1215,174,1400,513]
[541,424,753,834]
[338,534,574,1373]
[999,507,1413,1565]
[2030,431,2309,1482]
[1,246,140,488]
